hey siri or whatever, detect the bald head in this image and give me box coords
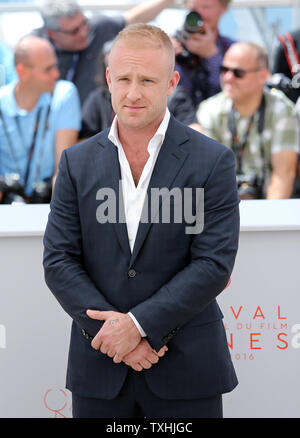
[14,36,56,67]
[225,42,269,70]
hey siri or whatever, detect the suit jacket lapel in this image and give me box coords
[130,117,190,266]
[95,131,131,261]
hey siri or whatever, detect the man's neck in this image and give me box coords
[233,92,264,118]
[117,116,164,153]
[14,83,41,111]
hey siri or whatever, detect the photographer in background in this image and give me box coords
[196,42,299,200]
[32,0,175,107]
[171,0,235,111]
[0,36,81,204]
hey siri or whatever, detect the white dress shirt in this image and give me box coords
[108,109,171,337]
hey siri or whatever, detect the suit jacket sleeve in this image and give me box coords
[43,149,118,337]
[130,146,240,351]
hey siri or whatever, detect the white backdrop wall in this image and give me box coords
[0,201,300,418]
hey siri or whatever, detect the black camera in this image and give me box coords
[236,172,264,199]
[30,178,52,204]
[175,11,204,70]
[0,173,26,204]
[265,73,299,103]
[0,173,52,204]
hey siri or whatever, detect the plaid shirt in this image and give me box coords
[196,88,300,182]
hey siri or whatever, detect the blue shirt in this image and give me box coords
[0,80,81,196]
[0,42,17,86]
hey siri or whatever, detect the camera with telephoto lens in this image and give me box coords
[0,173,26,204]
[236,172,264,199]
[175,11,205,69]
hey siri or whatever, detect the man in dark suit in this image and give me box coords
[43,23,240,418]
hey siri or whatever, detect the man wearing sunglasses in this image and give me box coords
[30,0,175,108]
[196,42,299,200]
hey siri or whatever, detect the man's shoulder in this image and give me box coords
[0,82,15,106]
[169,116,230,157]
[264,87,296,113]
[66,129,109,157]
[52,80,79,104]
[197,92,229,120]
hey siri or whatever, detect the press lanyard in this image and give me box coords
[228,95,266,176]
[65,52,79,82]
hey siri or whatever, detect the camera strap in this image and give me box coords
[20,107,43,188]
[65,52,80,82]
[228,94,266,178]
[278,32,300,76]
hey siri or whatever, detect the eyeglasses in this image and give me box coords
[220,65,262,79]
[58,17,89,36]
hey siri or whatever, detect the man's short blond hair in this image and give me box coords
[110,23,175,72]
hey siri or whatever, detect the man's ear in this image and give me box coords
[106,67,112,93]
[167,70,180,97]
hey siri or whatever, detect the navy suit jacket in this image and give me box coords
[43,115,240,400]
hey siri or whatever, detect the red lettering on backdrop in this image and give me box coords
[277,333,288,350]
[253,306,265,320]
[230,306,243,320]
[250,333,262,350]
[227,333,233,350]
[277,306,287,320]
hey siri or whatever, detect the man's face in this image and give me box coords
[48,11,90,52]
[220,45,267,104]
[25,46,60,94]
[187,0,227,30]
[106,41,179,134]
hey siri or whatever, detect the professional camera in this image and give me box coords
[30,178,52,204]
[175,11,204,69]
[236,172,264,199]
[0,173,26,204]
[0,173,52,204]
[265,73,299,103]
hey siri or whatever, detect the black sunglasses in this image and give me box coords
[220,65,262,79]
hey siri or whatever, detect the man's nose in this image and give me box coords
[127,82,141,101]
[223,70,235,82]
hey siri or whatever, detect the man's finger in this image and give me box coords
[86,309,110,320]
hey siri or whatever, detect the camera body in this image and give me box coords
[0,173,52,204]
[236,172,264,199]
[31,178,52,204]
[0,173,26,204]
[265,73,299,103]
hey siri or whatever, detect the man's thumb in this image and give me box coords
[86,309,107,320]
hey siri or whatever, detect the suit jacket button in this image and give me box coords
[128,269,136,278]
